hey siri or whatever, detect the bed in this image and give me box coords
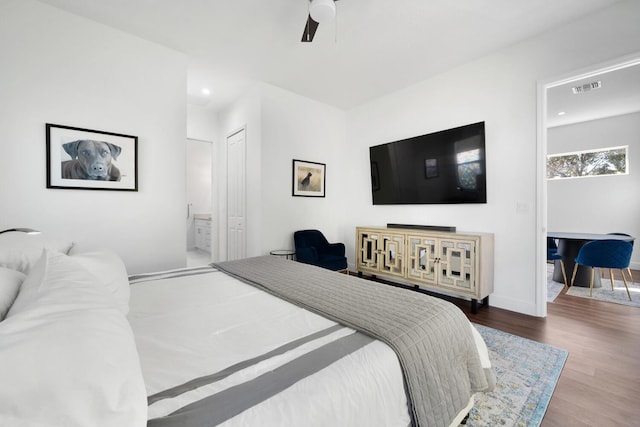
[0,233,494,427]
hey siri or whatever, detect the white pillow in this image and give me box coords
[0,267,25,321]
[0,250,147,427]
[65,250,130,314]
[7,249,130,316]
[0,231,73,274]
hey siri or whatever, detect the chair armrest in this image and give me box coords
[296,247,318,264]
[325,243,346,257]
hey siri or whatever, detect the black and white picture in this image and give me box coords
[46,123,138,191]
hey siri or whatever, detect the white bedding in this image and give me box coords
[129,267,411,426]
[128,266,491,427]
[0,249,147,427]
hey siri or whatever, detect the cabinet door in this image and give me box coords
[357,230,381,272]
[437,238,477,294]
[357,229,404,277]
[195,226,203,249]
[406,235,438,285]
[378,232,405,277]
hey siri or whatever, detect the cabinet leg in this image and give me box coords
[357,271,363,278]
[470,296,489,314]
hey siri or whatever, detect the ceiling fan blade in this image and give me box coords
[301,14,319,42]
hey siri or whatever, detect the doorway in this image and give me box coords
[186,138,213,266]
[537,53,640,315]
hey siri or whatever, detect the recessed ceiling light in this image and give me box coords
[557,111,566,116]
[201,88,211,96]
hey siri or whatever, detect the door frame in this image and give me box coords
[535,52,640,316]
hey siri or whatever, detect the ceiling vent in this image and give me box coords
[572,80,602,94]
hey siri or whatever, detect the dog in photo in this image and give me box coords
[61,139,122,181]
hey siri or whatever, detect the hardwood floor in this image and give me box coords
[451,270,640,427]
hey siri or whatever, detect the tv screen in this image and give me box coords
[369,122,486,205]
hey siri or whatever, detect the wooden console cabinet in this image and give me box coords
[356,226,494,313]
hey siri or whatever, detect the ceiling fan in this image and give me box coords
[301,0,339,42]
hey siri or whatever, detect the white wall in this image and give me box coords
[548,112,640,268]
[260,84,347,252]
[344,0,640,315]
[214,83,346,260]
[187,104,218,143]
[0,0,187,274]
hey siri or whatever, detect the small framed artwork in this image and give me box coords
[292,159,325,197]
[46,123,138,191]
[425,158,438,179]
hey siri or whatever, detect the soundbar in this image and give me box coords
[386,223,456,232]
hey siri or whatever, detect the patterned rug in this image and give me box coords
[566,277,640,308]
[546,264,564,303]
[464,324,568,427]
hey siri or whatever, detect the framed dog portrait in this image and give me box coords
[292,159,325,197]
[46,123,138,191]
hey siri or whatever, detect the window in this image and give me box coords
[457,148,481,190]
[547,146,628,180]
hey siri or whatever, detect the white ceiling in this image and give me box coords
[547,60,640,127]
[37,0,627,113]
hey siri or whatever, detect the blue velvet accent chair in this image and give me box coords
[293,230,348,272]
[547,237,567,287]
[570,239,633,300]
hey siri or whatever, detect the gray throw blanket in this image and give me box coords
[213,256,493,427]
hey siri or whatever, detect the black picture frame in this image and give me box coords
[46,123,138,191]
[292,159,326,197]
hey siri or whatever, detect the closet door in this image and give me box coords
[227,128,246,260]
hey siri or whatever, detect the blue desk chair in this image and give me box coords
[607,232,634,283]
[547,237,559,255]
[547,237,567,287]
[293,229,348,272]
[570,239,633,300]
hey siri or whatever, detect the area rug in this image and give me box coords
[464,324,568,427]
[566,277,640,308]
[546,264,564,303]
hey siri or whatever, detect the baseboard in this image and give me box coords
[488,294,539,317]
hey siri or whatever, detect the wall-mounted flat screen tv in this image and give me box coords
[369,121,486,205]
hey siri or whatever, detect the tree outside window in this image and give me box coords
[547,146,628,180]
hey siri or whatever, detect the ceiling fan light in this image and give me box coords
[309,0,335,23]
